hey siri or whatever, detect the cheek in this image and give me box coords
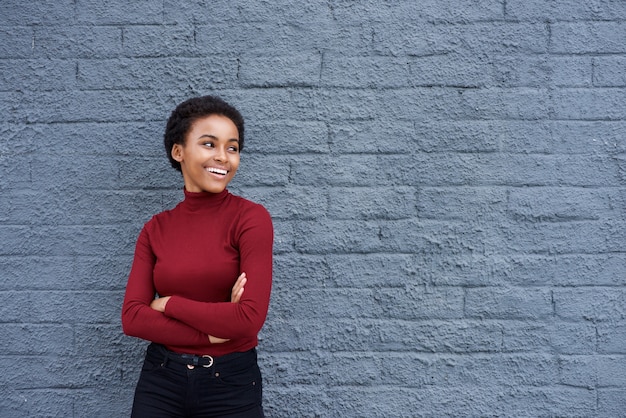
[230,157,240,173]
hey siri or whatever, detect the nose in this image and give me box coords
[214,146,227,162]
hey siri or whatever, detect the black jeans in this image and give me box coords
[131,343,264,418]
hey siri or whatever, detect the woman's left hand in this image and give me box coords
[150,296,171,312]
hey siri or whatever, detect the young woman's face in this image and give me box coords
[171,114,240,194]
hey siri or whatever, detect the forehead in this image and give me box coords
[188,114,239,138]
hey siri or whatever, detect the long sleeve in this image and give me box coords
[121,225,208,347]
[164,204,273,339]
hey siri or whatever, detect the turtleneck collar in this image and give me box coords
[180,188,230,212]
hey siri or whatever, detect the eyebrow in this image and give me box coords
[197,134,239,143]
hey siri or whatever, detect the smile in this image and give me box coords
[206,167,228,176]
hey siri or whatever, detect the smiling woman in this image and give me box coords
[121,96,273,417]
[171,114,241,194]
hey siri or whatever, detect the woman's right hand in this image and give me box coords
[208,273,248,344]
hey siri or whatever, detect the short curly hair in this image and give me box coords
[164,95,245,171]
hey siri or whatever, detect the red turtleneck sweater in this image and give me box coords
[121,189,273,356]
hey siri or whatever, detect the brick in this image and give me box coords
[11,121,164,157]
[598,322,626,354]
[232,154,291,187]
[503,220,626,254]
[465,287,553,319]
[75,255,134,291]
[404,154,559,187]
[31,155,121,190]
[322,55,412,88]
[598,388,626,417]
[0,155,30,188]
[272,254,329,289]
[22,226,136,257]
[555,288,626,321]
[0,256,76,290]
[270,220,295,254]
[0,123,40,155]
[330,120,414,154]
[238,186,327,220]
[552,22,626,54]
[507,0,626,21]
[33,25,122,59]
[414,120,551,153]
[74,325,141,357]
[262,386,329,418]
[326,253,416,288]
[271,288,382,320]
[331,0,504,24]
[245,120,329,154]
[78,57,238,90]
[240,54,322,87]
[291,154,414,187]
[118,157,183,190]
[456,87,550,120]
[236,0,332,23]
[0,26,33,58]
[508,187,613,221]
[375,285,465,320]
[293,219,386,254]
[552,88,626,120]
[0,389,75,418]
[409,53,493,88]
[196,22,373,56]
[0,0,75,25]
[381,219,506,255]
[550,121,626,154]
[0,290,123,323]
[0,355,122,390]
[384,354,558,387]
[373,22,549,56]
[418,186,508,221]
[594,56,626,87]
[329,186,416,220]
[596,355,626,387]
[122,25,197,57]
[0,324,74,355]
[0,226,33,256]
[4,90,176,123]
[503,320,597,355]
[378,320,503,353]
[558,355,597,389]
[163,0,240,24]
[501,254,626,287]
[0,59,75,92]
[262,318,378,352]
[76,0,163,25]
[493,55,592,87]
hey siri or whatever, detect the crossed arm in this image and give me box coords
[149,272,247,344]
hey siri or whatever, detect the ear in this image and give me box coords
[171,143,184,163]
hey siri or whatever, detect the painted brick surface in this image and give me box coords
[1,1,625,417]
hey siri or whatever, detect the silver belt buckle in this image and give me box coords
[202,355,214,368]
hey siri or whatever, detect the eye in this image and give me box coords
[228,145,239,152]
[202,142,214,148]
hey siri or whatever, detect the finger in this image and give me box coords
[232,286,244,303]
[231,274,247,296]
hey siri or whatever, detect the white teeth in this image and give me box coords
[207,167,227,175]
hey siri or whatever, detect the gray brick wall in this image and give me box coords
[1,1,625,417]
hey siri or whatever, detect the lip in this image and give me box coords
[205,166,229,179]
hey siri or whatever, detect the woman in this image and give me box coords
[122,95,273,417]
